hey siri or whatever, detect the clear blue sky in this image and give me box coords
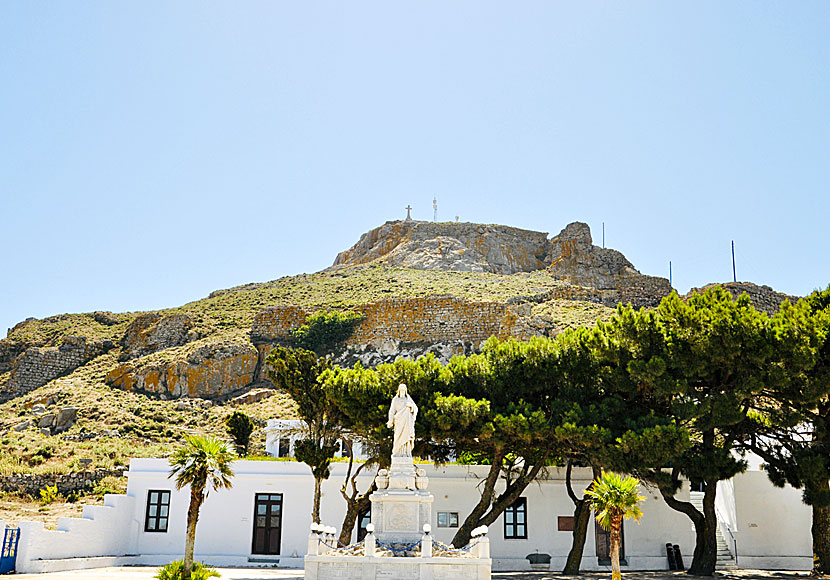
[2,2,829,334]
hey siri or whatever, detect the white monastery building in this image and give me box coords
[9,454,813,574]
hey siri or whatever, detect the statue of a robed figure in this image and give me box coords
[387,383,418,457]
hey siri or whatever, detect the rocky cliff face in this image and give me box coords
[333,220,668,294]
[333,221,550,274]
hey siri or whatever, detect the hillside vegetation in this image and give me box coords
[6,220,791,483]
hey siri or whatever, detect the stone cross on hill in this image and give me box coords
[405,205,413,221]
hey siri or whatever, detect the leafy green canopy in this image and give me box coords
[290,309,365,354]
[265,346,344,522]
[224,411,254,456]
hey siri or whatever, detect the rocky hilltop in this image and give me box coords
[0,220,798,413]
[334,220,646,290]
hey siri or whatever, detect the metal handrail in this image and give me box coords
[715,507,738,565]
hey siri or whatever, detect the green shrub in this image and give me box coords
[155,560,220,580]
[91,475,126,498]
[224,411,254,455]
[289,309,365,354]
[39,484,60,505]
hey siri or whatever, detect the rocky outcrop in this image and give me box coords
[333,221,550,275]
[332,220,672,299]
[106,338,257,399]
[333,340,480,369]
[27,403,77,434]
[2,337,113,399]
[119,313,196,360]
[687,282,798,315]
[548,222,643,289]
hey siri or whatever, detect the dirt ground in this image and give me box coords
[0,494,102,529]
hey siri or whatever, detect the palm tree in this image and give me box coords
[168,435,236,580]
[586,471,645,580]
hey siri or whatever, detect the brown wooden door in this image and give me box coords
[595,519,625,563]
[252,493,283,555]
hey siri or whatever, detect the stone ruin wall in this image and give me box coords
[250,296,524,349]
[1,337,113,400]
[348,296,520,346]
[0,468,124,497]
[0,339,28,374]
[689,282,799,316]
[250,305,308,344]
[119,313,196,360]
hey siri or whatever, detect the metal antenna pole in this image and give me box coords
[669,261,672,286]
[602,222,605,248]
[732,241,737,282]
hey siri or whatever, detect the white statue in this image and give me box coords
[387,384,418,457]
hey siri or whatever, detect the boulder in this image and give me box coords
[38,413,56,428]
[55,407,78,431]
[120,313,195,360]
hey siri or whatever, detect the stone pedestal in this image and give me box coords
[371,455,433,543]
[304,388,491,579]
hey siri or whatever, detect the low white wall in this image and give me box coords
[15,494,139,573]
[732,470,812,570]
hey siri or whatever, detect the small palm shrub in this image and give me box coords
[155,560,220,580]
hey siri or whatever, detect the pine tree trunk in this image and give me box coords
[564,499,592,574]
[313,477,322,524]
[687,480,718,576]
[338,491,372,546]
[812,488,830,575]
[563,464,600,574]
[610,518,622,580]
[451,455,503,548]
[657,470,715,576]
[183,486,204,580]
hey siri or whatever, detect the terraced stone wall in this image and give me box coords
[250,296,521,350]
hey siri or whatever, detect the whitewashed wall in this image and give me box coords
[731,470,812,570]
[16,494,140,573]
[125,460,697,572]
[12,458,814,573]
